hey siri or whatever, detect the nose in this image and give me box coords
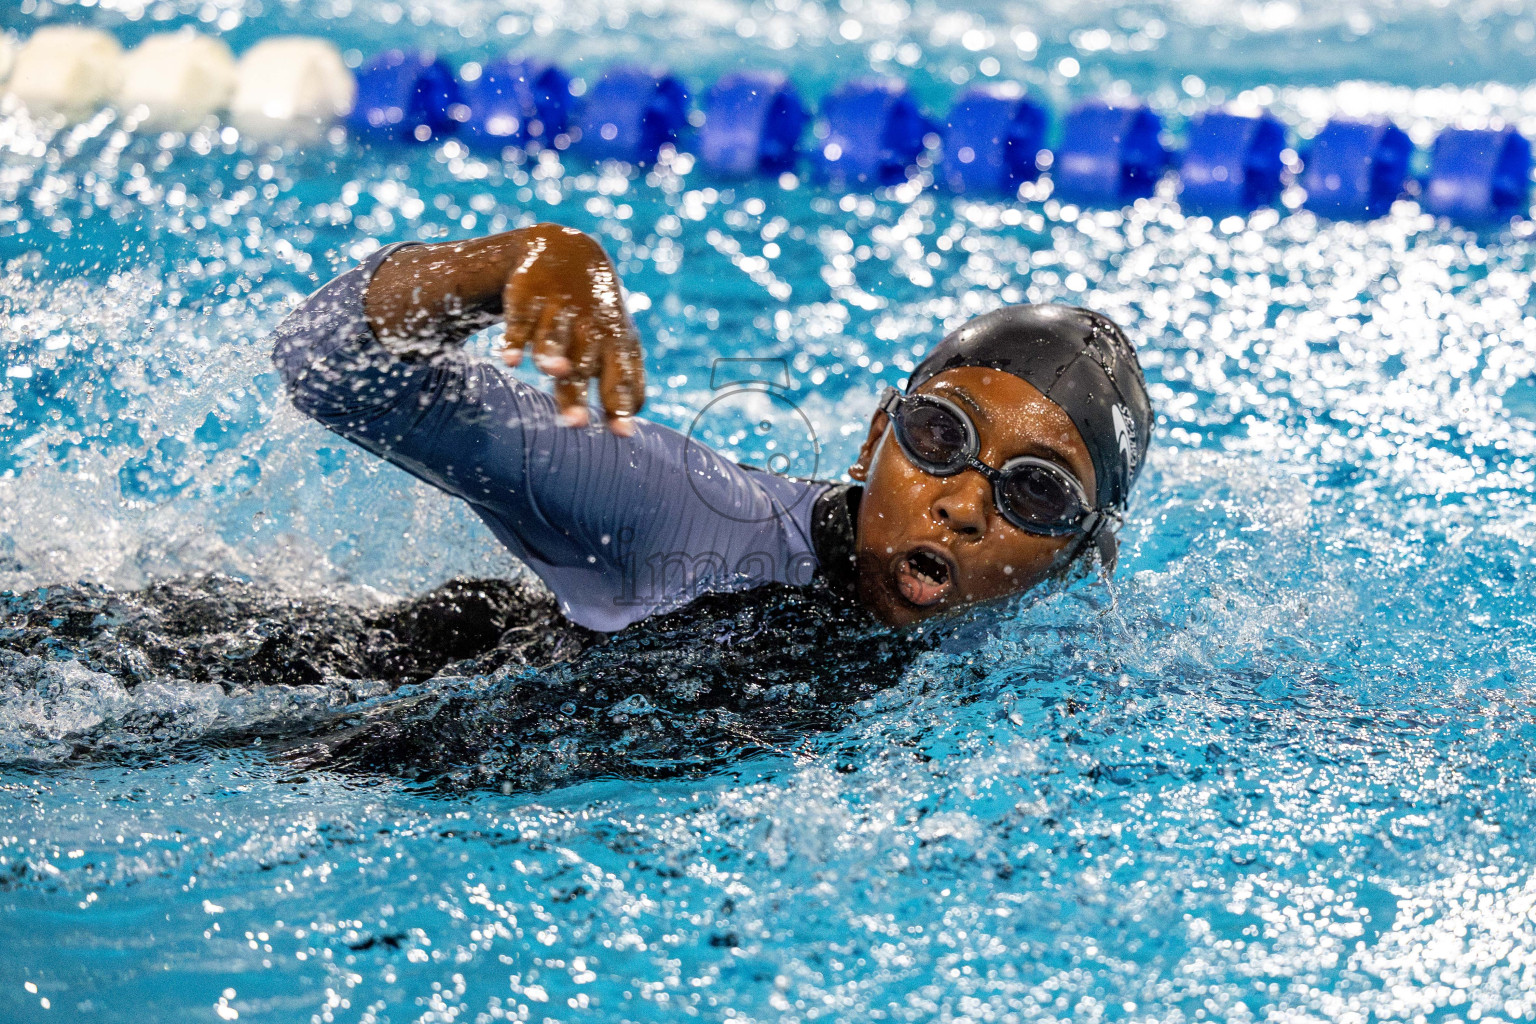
[932,471,989,538]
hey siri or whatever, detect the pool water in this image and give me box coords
[5,0,1536,1021]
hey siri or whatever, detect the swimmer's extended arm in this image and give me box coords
[270,235,827,632]
[362,224,645,435]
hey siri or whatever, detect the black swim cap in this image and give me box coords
[907,304,1153,514]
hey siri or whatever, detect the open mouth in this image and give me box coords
[893,546,953,607]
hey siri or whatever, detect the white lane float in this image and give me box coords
[0,34,17,86]
[6,25,124,113]
[229,36,355,132]
[118,29,237,128]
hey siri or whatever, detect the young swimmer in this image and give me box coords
[272,223,1153,632]
[0,224,1153,786]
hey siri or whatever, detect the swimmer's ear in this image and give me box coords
[848,410,889,482]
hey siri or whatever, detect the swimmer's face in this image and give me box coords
[848,366,1098,628]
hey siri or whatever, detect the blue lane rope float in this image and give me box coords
[1300,118,1413,220]
[1422,127,1533,223]
[940,85,1050,194]
[698,71,807,177]
[811,78,933,188]
[574,65,690,165]
[1053,101,1168,203]
[460,57,572,150]
[10,25,1534,223]
[1177,110,1285,213]
[348,49,462,142]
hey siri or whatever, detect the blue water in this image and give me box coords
[5,1,1536,1021]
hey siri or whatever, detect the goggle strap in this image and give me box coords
[1093,525,1119,573]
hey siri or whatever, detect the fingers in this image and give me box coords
[598,321,646,435]
[539,320,644,435]
[606,409,637,437]
[501,295,543,368]
[568,315,601,381]
[501,269,644,435]
[553,379,591,427]
[530,305,574,378]
[552,303,594,424]
[551,323,606,428]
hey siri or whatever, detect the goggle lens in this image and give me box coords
[995,460,1086,532]
[898,402,970,471]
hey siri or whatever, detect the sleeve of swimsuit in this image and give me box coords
[270,242,828,632]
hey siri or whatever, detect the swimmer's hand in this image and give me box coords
[498,224,645,435]
[363,223,646,436]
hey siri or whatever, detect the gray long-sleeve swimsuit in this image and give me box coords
[270,243,843,632]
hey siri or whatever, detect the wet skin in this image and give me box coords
[365,222,645,434]
[847,367,1097,628]
[363,224,1097,628]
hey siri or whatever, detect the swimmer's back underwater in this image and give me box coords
[271,224,1154,632]
[0,570,923,789]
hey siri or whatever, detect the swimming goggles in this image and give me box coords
[879,386,1108,538]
